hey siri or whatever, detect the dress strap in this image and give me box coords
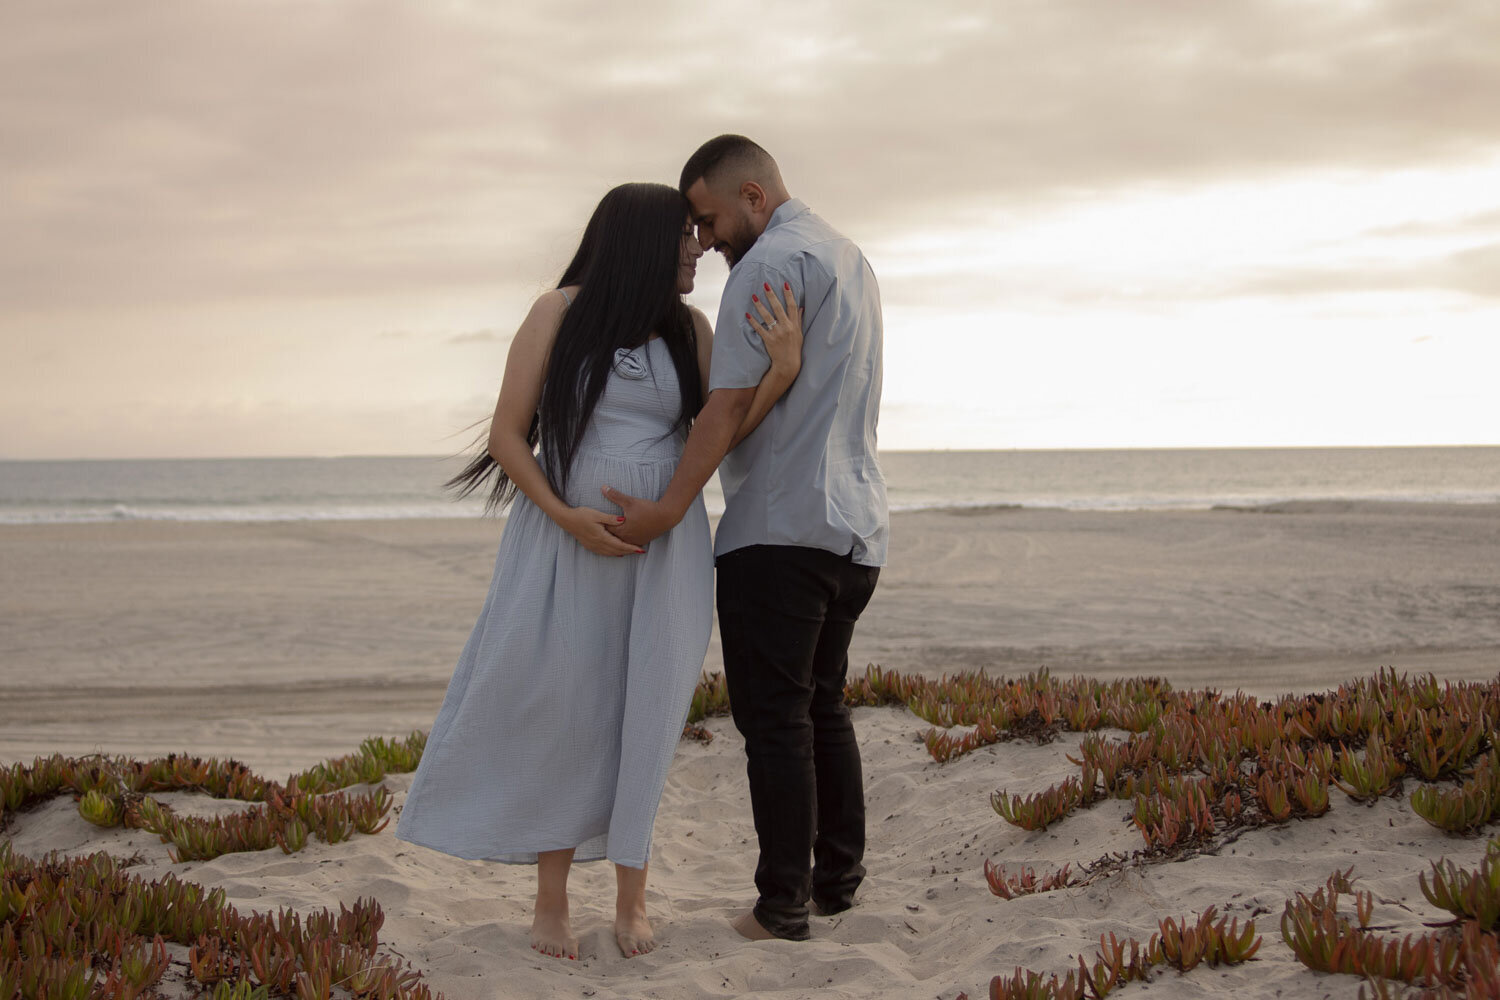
[559,288,573,306]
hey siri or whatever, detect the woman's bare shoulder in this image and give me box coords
[512,288,572,350]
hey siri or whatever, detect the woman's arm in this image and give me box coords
[690,305,713,398]
[488,290,643,557]
[600,287,800,547]
[729,281,803,450]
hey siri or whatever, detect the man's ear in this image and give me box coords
[740,180,768,214]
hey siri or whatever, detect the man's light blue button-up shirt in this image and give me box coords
[708,198,888,567]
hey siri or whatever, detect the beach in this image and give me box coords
[4,502,1497,770]
[3,502,1500,998]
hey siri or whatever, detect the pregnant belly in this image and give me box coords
[560,449,679,514]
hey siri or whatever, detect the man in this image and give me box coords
[605,134,887,942]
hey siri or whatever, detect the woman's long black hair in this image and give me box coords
[446,182,703,511]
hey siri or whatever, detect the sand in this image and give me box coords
[3,502,1500,997]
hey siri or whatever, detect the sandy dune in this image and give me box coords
[5,707,1494,999]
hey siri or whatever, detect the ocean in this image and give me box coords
[2,448,1499,525]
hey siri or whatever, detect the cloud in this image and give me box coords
[1361,208,1500,240]
[1446,242,1500,297]
[6,1,1500,456]
[445,329,503,345]
[1234,241,1500,300]
[5,0,1500,314]
[759,0,1500,228]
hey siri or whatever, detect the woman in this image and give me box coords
[394,182,802,961]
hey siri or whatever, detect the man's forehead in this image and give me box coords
[685,177,719,215]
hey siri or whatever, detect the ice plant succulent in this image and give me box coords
[2,733,425,833]
[983,861,1076,900]
[1407,714,1484,782]
[1283,857,1500,995]
[986,907,1260,1000]
[0,733,425,866]
[1420,840,1500,932]
[0,842,443,1000]
[896,664,1500,861]
[76,788,123,828]
[1410,748,1500,833]
[1156,906,1261,971]
[992,778,1084,832]
[1332,732,1406,803]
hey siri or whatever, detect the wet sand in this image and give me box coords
[3,502,1498,770]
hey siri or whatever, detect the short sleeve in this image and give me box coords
[708,261,782,392]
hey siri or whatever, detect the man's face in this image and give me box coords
[685,178,757,268]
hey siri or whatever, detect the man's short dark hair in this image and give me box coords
[679,134,776,196]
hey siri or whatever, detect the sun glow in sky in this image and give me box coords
[864,161,1500,448]
[3,0,1499,458]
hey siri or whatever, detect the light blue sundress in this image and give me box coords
[395,323,713,869]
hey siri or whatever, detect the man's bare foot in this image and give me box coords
[615,905,656,957]
[731,909,776,941]
[529,906,578,960]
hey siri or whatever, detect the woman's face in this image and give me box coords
[677,220,704,294]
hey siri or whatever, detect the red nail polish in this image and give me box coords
[752,294,759,302]
[784,282,790,290]
[764,282,771,291]
[616,516,626,522]
[745,312,751,320]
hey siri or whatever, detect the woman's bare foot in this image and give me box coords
[529,904,578,960]
[614,862,656,957]
[614,905,656,957]
[531,848,578,960]
[731,909,775,941]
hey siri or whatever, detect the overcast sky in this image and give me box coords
[4,0,1499,458]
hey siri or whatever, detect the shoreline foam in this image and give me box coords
[7,493,1500,525]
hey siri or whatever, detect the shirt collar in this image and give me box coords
[764,198,809,234]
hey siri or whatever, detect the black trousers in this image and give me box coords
[716,544,881,940]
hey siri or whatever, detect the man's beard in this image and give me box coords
[715,215,756,268]
[718,234,752,268]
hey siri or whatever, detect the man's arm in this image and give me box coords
[603,386,756,546]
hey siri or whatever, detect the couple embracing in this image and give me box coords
[394,135,888,959]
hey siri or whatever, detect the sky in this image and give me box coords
[3,0,1499,459]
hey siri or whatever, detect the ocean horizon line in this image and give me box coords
[5,448,1499,527]
[6,494,1500,528]
[4,443,1500,464]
